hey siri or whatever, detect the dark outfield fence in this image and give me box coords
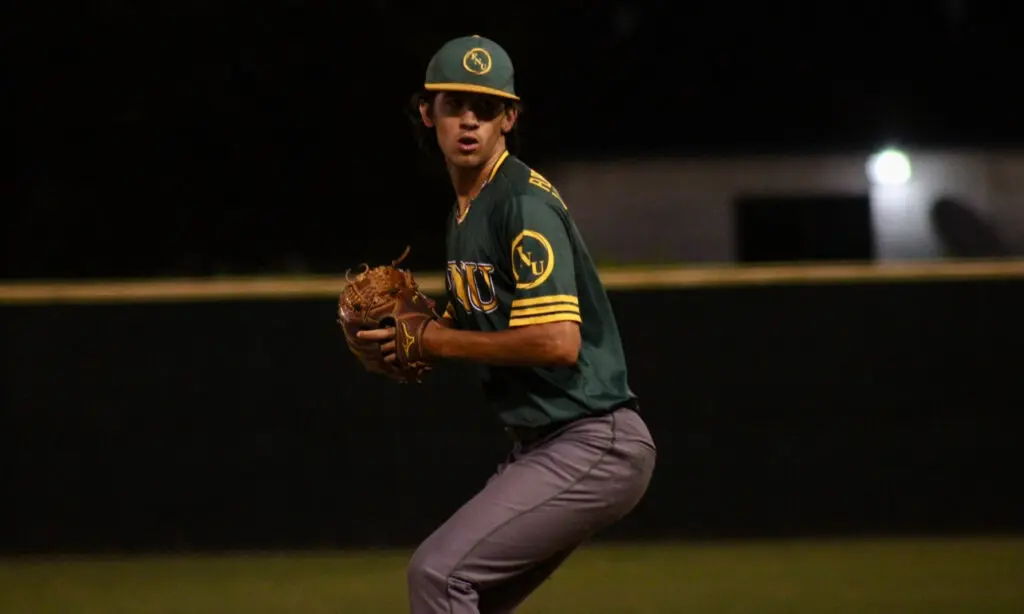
[2,264,1023,554]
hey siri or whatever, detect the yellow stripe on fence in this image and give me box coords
[1,259,1023,305]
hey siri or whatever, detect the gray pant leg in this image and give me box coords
[406,408,656,614]
[477,546,576,614]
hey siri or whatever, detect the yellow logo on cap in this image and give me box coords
[462,48,492,75]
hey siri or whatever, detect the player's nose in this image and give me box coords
[458,110,479,129]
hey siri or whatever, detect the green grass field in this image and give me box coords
[2,537,1022,614]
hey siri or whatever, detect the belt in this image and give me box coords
[503,403,639,448]
[503,421,567,447]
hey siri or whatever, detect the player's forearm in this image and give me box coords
[424,322,580,367]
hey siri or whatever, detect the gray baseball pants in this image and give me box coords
[406,407,656,614]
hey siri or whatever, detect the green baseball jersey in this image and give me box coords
[443,151,637,428]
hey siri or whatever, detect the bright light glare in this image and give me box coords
[867,148,912,185]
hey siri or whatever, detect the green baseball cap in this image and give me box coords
[423,35,520,101]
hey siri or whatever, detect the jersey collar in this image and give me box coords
[455,150,510,224]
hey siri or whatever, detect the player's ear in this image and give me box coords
[500,106,518,133]
[419,101,434,128]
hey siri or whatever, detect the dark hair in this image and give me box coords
[407,89,524,159]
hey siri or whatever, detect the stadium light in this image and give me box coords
[866,148,912,186]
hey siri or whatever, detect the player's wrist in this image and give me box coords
[421,319,447,359]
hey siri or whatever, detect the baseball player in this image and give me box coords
[356,35,657,614]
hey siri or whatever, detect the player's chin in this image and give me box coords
[447,151,485,168]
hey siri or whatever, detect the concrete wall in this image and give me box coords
[545,150,1024,264]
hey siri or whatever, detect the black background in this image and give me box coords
[3,280,1021,554]
[9,1,1024,279]
[6,1,1024,556]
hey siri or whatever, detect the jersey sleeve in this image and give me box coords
[503,194,581,328]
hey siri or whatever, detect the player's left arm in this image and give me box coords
[417,194,581,367]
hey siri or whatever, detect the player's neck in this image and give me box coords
[449,145,506,211]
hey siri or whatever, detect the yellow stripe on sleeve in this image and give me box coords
[509,294,578,309]
[508,312,582,327]
[509,304,580,318]
[443,303,454,319]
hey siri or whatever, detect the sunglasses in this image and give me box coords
[437,93,508,122]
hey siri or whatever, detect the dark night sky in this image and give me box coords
[8,1,1023,279]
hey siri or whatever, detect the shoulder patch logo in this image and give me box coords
[462,48,492,75]
[511,230,555,290]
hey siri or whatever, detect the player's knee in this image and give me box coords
[406,544,451,596]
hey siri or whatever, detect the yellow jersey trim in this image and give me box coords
[455,150,510,225]
[510,294,579,308]
[488,150,510,183]
[510,303,580,318]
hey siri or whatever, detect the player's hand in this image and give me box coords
[357,326,397,360]
[357,320,443,362]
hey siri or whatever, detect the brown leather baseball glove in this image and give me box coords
[337,246,440,383]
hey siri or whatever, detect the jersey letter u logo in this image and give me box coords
[447,261,499,314]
